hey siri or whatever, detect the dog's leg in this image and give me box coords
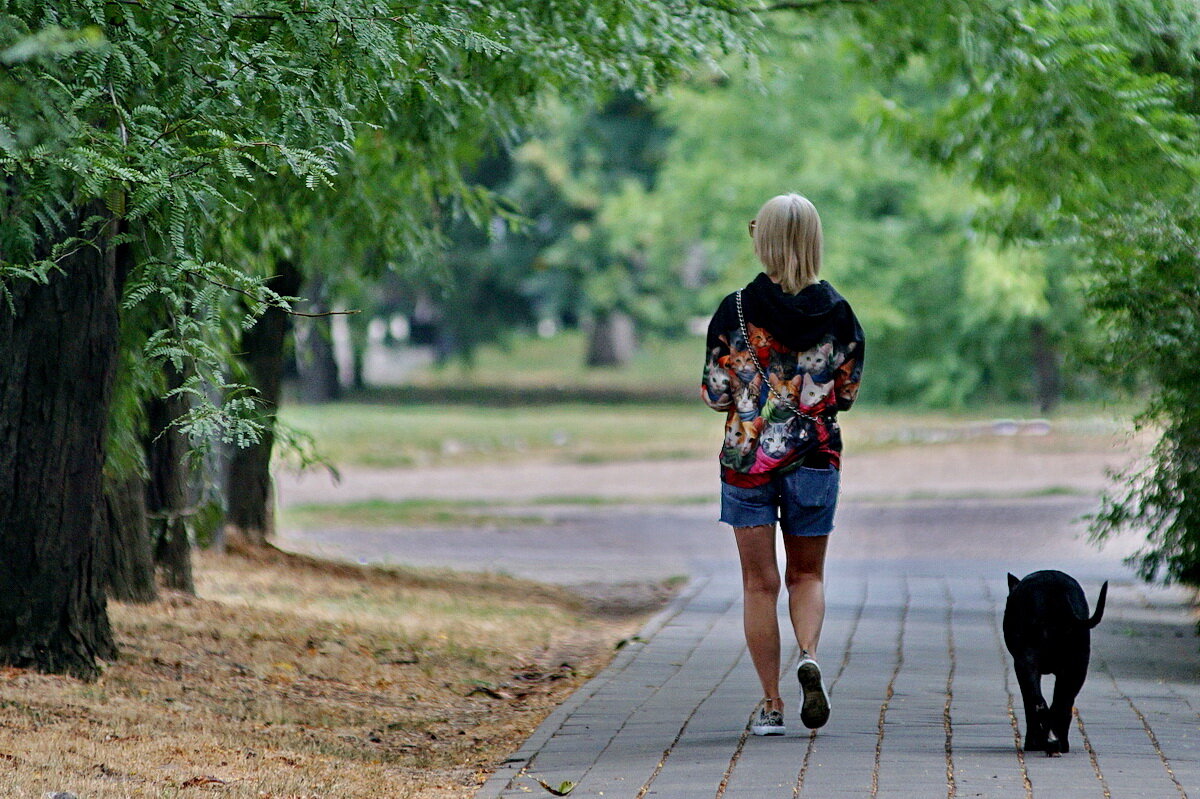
[1013,657,1049,752]
[1050,666,1086,755]
[1040,705,1061,757]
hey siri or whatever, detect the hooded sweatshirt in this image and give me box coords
[701,273,865,487]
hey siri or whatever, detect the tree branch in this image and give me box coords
[700,0,878,14]
[105,0,421,24]
[285,308,362,318]
[183,269,360,317]
[759,0,878,11]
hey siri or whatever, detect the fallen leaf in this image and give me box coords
[181,775,227,787]
[531,776,576,796]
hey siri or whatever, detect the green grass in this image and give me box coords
[407,329,703,395]
[279,398,1127,470]
[277,328,1130,469]
[280,401,721,468]
[281,485,1094,530]
[856,484,1091,503]
[526,494,715,506]
[281,498,549,528]
[281,495,717,530]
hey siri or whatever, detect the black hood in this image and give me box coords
[741,273,855,352]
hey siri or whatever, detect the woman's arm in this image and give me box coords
[833,349,861,411]
[702,299,737,411]
[702,343,737,411]
[833,312,865,412]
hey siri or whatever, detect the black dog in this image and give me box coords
[1003,570,1107,756]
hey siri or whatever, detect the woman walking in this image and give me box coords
[701,193,865,735]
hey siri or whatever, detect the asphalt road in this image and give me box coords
[278,494,1133,588]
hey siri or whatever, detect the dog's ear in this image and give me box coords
[1007,573,1020,593]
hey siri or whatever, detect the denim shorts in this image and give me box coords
[719,466,841,537]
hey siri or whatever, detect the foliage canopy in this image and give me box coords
[849,0,1200,582]
[0,0,756,445]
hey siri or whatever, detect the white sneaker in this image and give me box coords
[749,704,786,736]
[797,653,830,729]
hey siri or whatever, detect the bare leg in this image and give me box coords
[782,534,829,655]
[734,524,783,712]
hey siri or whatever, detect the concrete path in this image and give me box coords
[278,495,1143,590]
[476,560,1200,799]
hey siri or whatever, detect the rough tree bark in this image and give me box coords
[1030,320,1061,414]
[225,258,303,547]
[146,364,194,593]
[98,221,156,604]
[586,309,637,367]
[296,274,341,403]
[347,311,369,391]
[0,212,121,678]
[99,472,157,603]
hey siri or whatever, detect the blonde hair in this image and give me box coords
[752,193,823,294]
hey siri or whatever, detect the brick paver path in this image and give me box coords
[477,560,1200,798]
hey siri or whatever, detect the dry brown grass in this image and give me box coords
[0,548,662,798]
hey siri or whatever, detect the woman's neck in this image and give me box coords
[764,272,818,291]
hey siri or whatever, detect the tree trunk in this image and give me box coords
[100,472,157,603]
[586,309,637,367]
[295,275,341,403]
[146,364,194,593]
[98,219,157,603]
[348,311,368,391]
[1030,320,1061,414]
[0,212,120,679]
[225,258,303,547]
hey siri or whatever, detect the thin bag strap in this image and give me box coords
[735,289,824,424]
[736,289,791,409]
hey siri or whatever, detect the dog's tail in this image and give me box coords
[1081,581,1108,629]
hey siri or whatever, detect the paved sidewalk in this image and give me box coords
[477,559,1200,798]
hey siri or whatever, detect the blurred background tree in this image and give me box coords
[411,24,1100,408]
[841,0,1200,583]
[600,27,1098,409]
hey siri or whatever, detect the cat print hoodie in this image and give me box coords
[702,273,865,488]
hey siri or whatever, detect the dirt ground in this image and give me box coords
[0,549,660,799]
